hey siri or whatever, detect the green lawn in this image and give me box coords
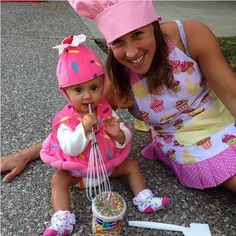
[219,37,236,72]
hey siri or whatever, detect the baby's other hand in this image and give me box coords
[103,116,121,137]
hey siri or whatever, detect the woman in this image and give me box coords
[1,0,236,191]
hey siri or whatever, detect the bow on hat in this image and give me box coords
[53,34,87,55]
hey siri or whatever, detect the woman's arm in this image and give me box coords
[184,20,236,117]
[0,142,42,182]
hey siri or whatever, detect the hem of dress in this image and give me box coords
[141,142,236,190]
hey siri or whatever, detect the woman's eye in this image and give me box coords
[111,39,123,47]
[133,31,143,38]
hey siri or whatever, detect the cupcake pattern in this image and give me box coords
[197,137,212,150]
[129,37,236,165]
[169,79,181,93]
[132,82,148,99]
[174,119,184,129]
[176,99,188,112]
[150,98,164,113]
[222,134,236,146]
[141,111,150,122]
[170,60,195,75]
[167,149,176,160]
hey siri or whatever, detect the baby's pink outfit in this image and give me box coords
[40,99,131,175]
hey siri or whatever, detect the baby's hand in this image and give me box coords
[82,113,97,135]
[103,116,120,135]
[102,116,125,144]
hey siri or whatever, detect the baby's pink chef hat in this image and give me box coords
[54,34,105,99]
[68,0,162,44]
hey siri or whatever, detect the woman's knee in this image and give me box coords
[222,175,236,192]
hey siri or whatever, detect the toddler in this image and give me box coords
[40,35,170,236]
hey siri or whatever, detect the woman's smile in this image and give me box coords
[129,54,145,65]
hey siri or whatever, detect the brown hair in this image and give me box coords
[106,21,173,107]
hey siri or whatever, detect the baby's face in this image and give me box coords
[65,75,104,115]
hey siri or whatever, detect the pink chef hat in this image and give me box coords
[68,0,162,44]
[55,35,105,99]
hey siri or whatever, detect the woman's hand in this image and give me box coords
[0,153,29,182]
[0,143,42,182]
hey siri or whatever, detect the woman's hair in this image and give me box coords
[106,21,173,107]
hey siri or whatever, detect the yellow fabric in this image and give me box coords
[175,96,235,145]
[134,118,151,132]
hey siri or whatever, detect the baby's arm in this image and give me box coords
[103,110,131,148]
[57,123,89,156]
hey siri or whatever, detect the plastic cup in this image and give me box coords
[92,192,126,236]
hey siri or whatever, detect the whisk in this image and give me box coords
[85,103,112,202]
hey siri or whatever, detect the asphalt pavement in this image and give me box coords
[1,2,236,236]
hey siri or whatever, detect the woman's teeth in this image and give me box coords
[131,56,143,64]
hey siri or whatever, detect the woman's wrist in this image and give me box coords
[21,142,42,162]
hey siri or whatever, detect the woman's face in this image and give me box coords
[110,24,156,77]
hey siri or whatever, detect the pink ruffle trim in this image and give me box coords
[141,143,236,190]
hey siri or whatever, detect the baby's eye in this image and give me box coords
[91,85,98,91]
[75,87,82,93]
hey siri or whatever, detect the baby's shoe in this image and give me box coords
[43,210,76,236]
[133,189,171,214]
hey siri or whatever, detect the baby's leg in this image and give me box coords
[111,158,146,195]
[43,170,80,236]
[111,159,170,214]
[51,169,80,212]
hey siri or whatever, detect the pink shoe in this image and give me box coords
[43,228,71,236]
[137,197,171,214]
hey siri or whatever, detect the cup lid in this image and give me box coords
[92,192,126,222]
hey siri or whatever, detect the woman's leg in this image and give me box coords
[222,175,236,192]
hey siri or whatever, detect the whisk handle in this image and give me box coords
[88,103,97,143]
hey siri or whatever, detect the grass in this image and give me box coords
[95,37,236,72]
[219,37,236,72]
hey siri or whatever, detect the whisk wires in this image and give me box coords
[86,103,111,201]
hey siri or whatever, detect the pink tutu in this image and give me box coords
[141,142,236,190]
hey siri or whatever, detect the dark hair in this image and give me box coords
[106,21,173,106]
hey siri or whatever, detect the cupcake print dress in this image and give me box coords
[129,20,236,189]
